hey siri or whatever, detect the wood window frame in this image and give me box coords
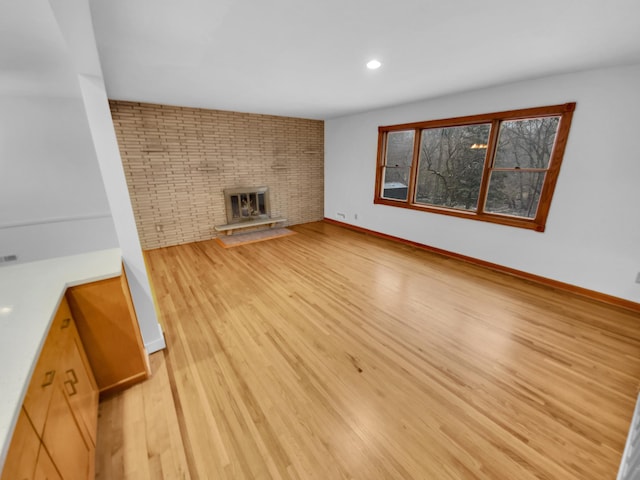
[374,103,576,232]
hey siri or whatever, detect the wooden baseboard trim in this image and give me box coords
[323,218,640,313]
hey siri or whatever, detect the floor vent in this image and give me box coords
[0,254,18,264]
[618,393,640,480]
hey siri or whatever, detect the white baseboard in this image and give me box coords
[144,322,167,353]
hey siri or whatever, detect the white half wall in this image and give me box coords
[325,64,640,304]
[0,95,118,262]
[48,0,166,353]
[78,74,166,353]
[0,216,117,264]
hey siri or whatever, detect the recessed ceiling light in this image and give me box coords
[366,59,382,70]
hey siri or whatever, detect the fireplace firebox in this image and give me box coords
[223,186,271,224]
[216,186,286,235]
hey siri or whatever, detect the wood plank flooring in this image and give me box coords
[96,221,640,479]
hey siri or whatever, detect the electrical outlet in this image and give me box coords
[636,272,640,284]
[337,212,346,219]
[354,213,358,220]
[156,224,163,232]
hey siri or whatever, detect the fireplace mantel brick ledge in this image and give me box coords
[214,217,287,236]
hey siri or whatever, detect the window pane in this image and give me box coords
[385,130,414,168]
[485,171,545,218]
[494,117,559,169]
[382,167,411,200]
[381,130,414,201]
[415,124,490,211]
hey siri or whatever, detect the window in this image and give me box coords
[374,103,575,231]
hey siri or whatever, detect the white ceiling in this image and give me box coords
[0,0,81,98]
[86,1,640,118]
[3,1,640,117]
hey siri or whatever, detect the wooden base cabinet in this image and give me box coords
[63,330,99,448]
[42,387,92,480]
[22,300,72,439]
[0,409,40,480]
[66,272,150,396]
[3,297,98,480]
[2,270,150,479]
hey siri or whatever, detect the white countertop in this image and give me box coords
[0,248,123,472]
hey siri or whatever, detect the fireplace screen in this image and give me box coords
[223,186,271,224]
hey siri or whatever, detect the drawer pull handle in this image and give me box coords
[66,369,78,385]
[64,369,78,396]
[64,379,77,396]
[42,370,55,387]
[61,318,71,329]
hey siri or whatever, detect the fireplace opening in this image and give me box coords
[216,186,286,235]
[224,186,271,224]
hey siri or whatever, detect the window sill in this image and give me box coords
[373,198,545,232]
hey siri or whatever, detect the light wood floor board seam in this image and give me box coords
[162,348,198,480]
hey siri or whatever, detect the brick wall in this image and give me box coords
[109,101,324,249]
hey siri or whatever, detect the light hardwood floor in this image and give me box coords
[96,221,640,479]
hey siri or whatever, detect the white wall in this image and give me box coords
[325,64,640,303]
[0,95,117,262]
[0,1,117,263]
[0,0,118,262]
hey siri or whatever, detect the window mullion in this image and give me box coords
[407,128,421,205]
[378,131,388,166]
[476,119,500,214]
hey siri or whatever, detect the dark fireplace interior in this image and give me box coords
[224,187,271,224]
